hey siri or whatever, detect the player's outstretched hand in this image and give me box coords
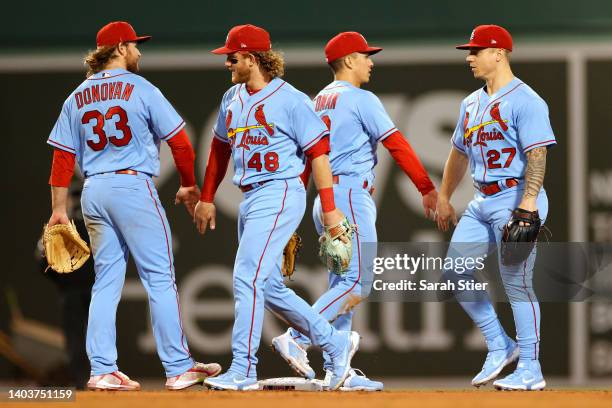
[194,201,216,235]
[175,185,201,217]
[422,189,438,220]
[322,208,350,244]
[47,211,70,227]
[435,197,458,232]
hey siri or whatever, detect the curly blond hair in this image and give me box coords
[84,45,118,78]
[252,50,285,79]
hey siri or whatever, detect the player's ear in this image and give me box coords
[116,42,128,56]
[245,53,257,68]
[344,54,355,70]
[495,48,504,62]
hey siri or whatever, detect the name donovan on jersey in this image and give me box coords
[314,93,339,112]
[74,82,135,109]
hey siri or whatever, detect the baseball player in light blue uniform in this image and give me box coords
[272,32,437,390]
[436,25,556,390]
[196,24,360,391]
[46,21,221,391]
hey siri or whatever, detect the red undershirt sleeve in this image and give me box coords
[166,129,196,187]
[303,136,336,211]
[49,148,76,187]
[382,131,435,195]
[300,136,330,187]
[304,135,330,161]
[200,137,232,202]
[299,158,312,188]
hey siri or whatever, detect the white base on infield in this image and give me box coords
[258,377,324,391]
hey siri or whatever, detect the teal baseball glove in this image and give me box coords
[318,218,355,275]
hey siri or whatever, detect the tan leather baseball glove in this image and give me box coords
[43,220,91,273]
[282,232,302,280]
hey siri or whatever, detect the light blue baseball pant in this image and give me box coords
[447,186,548,361]
[81,172,193,377]
[288,175,377,370]
[228,178,344,379]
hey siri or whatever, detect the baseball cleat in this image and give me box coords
[204,371,259,391]
[87,370,140,391]
[271,330,315,379]
[471,335,519,387]
[493,360,546,391]
[322,369,333,387]
[312,369,333,389]
[165,361,222,390]
[328,331,360,391]
[340,369,383,391]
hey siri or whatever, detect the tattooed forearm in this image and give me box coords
[523,147,547,198]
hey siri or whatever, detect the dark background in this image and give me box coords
[3,0,612,50]
[0,0,610,383]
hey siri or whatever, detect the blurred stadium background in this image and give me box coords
[1,0,611,389]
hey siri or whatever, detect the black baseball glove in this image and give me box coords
[500,208,542,266]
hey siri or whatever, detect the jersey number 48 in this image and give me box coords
[247,152,279,172]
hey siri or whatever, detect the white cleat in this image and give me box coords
[271,330,315,379]
[204,371,259,391]
[165,362,222,390]
[340,369,383,391]
[493,360,546,391]
[328,331,360,391]
[472,335,519,387]
[87,371,140,391]
[313,369,333,389]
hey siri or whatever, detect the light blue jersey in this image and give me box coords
[313,80,397,180]
[47,68,185,177]
[213,78,329,187]
[286,80,398,371]
[451,78,556,184]
[47,67,194,377]
[211,78,350,379]
[446,77,557,371]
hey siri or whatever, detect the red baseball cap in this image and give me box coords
[211,24,271,55]
[96,21,151,47]
[325,32,382,63]
[456,25,513,51]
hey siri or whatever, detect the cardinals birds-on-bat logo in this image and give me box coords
[463,111,474,146]
[226,110,235,146]
[463,111,470,134]
[490,102,508,131]
[463,102,509,146]
[254,104,275,136]
[225,110,233,131]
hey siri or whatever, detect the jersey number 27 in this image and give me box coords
[82,106,132,151]
[486,147,516,169]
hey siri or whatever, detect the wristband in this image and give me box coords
[319,187,335,213]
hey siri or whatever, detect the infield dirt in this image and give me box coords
[4,389,611,408]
